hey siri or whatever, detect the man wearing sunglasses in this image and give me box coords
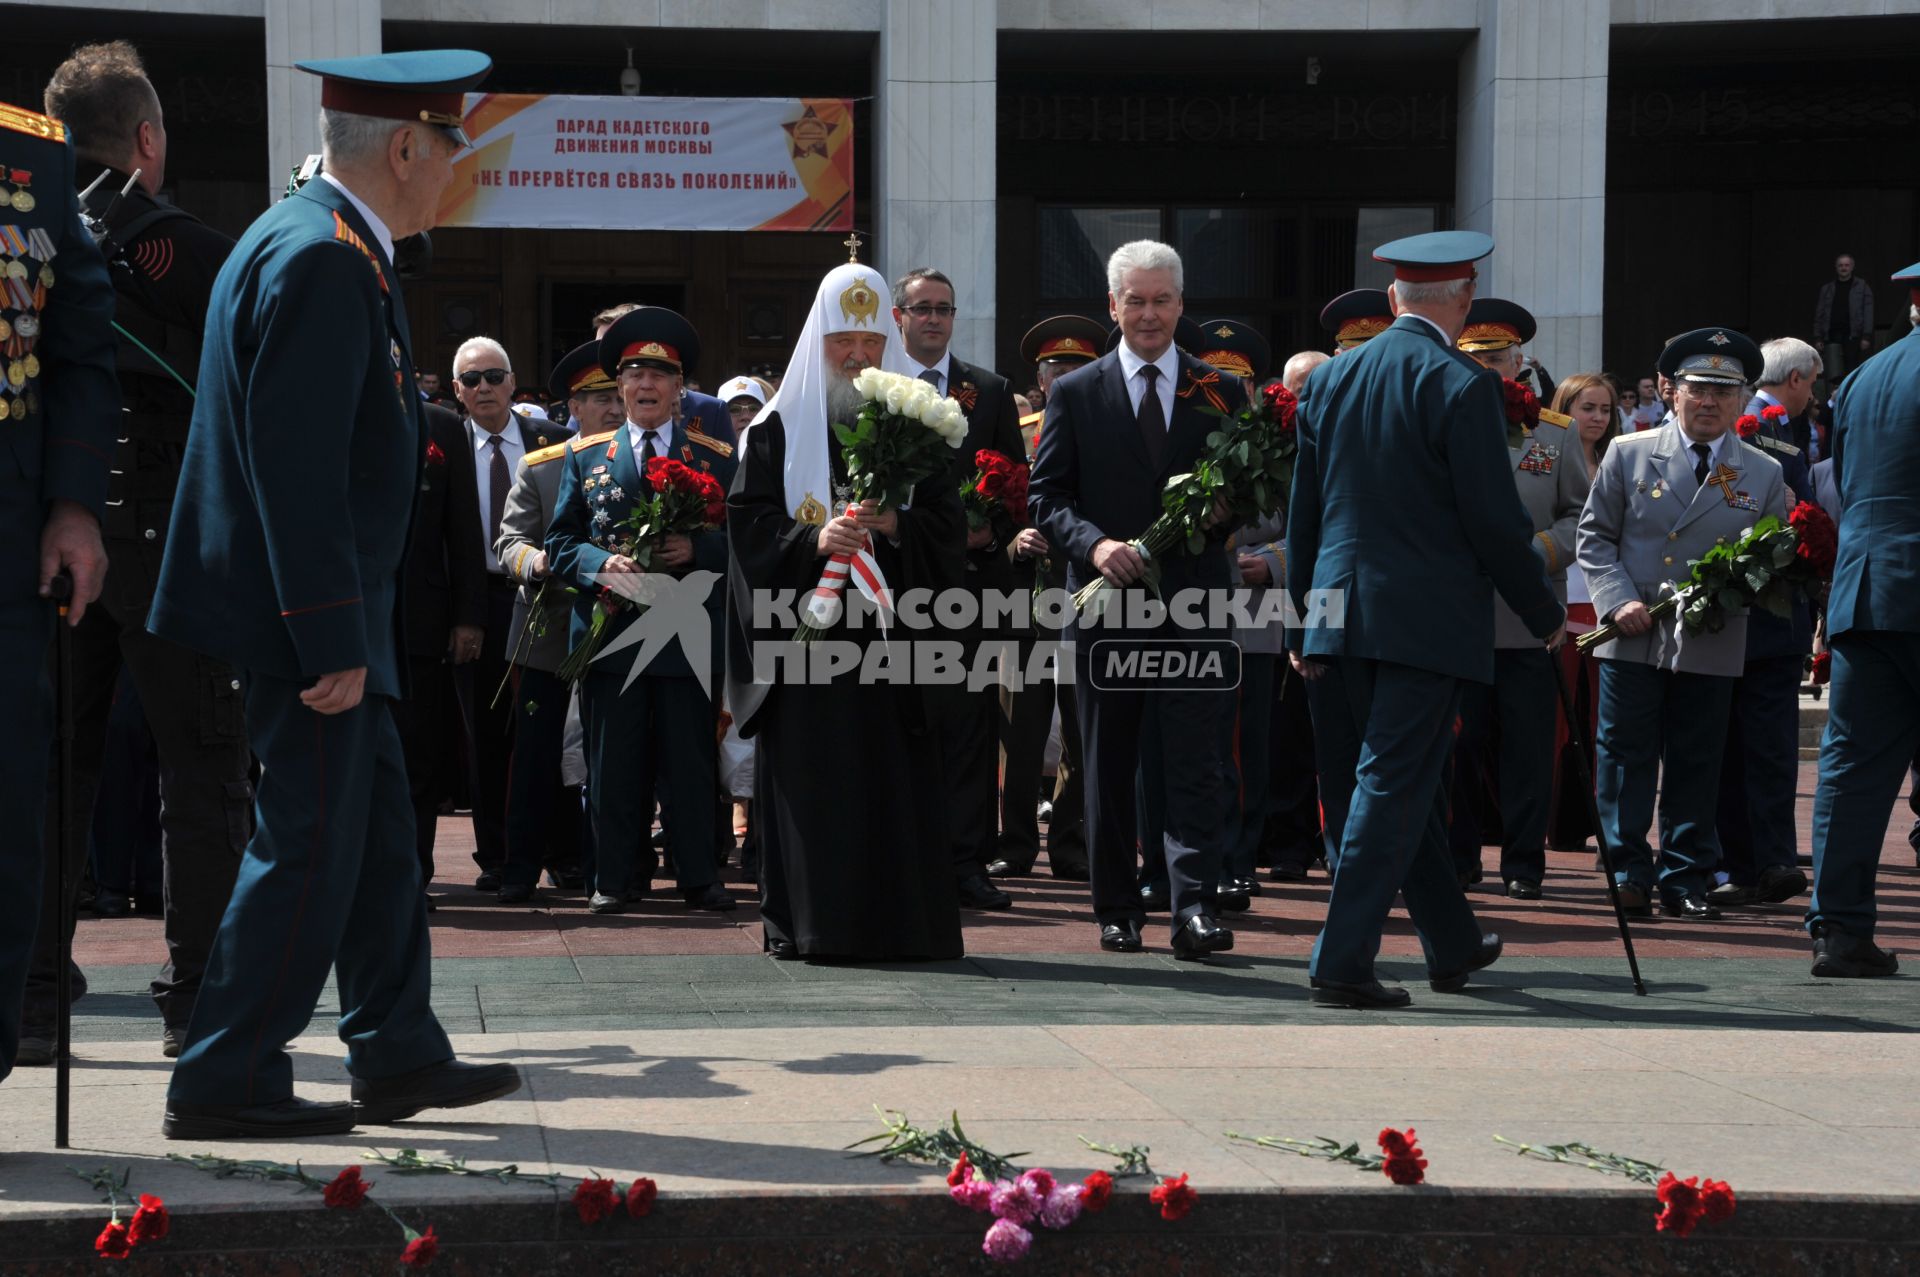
[452,336,569,896]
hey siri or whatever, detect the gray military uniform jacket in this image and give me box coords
[1231,514,1288,657]
[1496,417,1589,648]
[495,430,614,673]
[1575,421,1788,676]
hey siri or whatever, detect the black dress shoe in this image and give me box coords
[1268,861,1310,883]
[14,1031,54,1067]
[164,1096,356,1141]
[474,871,502,893]
[1138,881,1170,912]
[1810,924,1900,978]
[1456,863,1484,889]
[1707,880,1758,907]
[1429,933,1503,993]
[1758,864,1809,903]
[1661,895,1721,920]
[1049,858,1091,882]
[93,893,131,918]
[351,1059,523,1125]
[1212,884,1251,913]
[588,892,626,915]
[1310,978,1411,1009]
[497,882,535,905]
[1614,882,1652,916]
[1099,921,1144,953]
[684,883,737,911]
[1171,913,1233,961]
[958,874,1013,911]
[1506,879,1542,901]
[1233,876,1263,897]
[767,939,799,960]
[161,1026,186,1059]
[984,857,1033,878]
[546,868,586,891]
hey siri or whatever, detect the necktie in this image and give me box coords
[486,434,508,552]
[918,368,942,392]
[1137,364,1166,466]
[1691,442,1711,486]
[644,429,663,460]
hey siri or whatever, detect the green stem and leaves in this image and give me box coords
[1492,1135,1665,1186]
[846,1107,1027,1183]
[366,1147,560,1188]
[1078,1135,1154,1178]
[1225,1132,1384,1173]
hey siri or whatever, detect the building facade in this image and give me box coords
[10,0,1919,391]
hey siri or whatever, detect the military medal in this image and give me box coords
[1650,486,1663,499]
[5,259,25,280]
[38,263,53,287]
[14,311,39,340]
[0,317,10,342]
[7,169,34,214]
[6,360,23,388]
[24,353,40,378]
[9,397,24,420]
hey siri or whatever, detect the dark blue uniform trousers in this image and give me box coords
[1594,660,1733,903]
[1715,653,1804,884]
[1225,652,1278,882]
[1077,646,1235,931]
[502,665,575,890]
[0,474,54,1081]
[1448,647,1557,884]
[1308,658,1482,985]
[169,674,449,1106]
[581,669,716,900]
[1809,631,1920,940]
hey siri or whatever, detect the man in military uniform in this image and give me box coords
[1288,233,1562,1008]
[12,43,249,1068]
[148,51,520,1138]
[1803,260,1920,978]
[892,267,1022,913]
[1711,337,1820,908]
[988,316,1102,883]
[1577,328,1789,921]
[1448,298,1591,899]
[547,306,735,915]
[0,97,119,1085]
[491,341,623,904]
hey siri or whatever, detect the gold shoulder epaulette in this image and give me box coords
[686,428,734,459]
[0,104,65,143]
[526,440,571,466]
[1756,436,1802,458]
[568,430,618,452]
[1537,407,1574,429]
[1019,410,1044,429]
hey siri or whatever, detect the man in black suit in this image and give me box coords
[393,399,486,897]
[1029,241,1247,959]
[892,268,1024,913]
[450,337,571,892]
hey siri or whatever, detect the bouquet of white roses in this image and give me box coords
[794,366,967,641]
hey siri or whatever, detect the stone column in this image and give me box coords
[873,0,997,368]
[1456,0,1608,380]
[264,0,381,201]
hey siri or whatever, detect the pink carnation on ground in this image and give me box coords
[1038,1182,1084,1230]
[982,1217,1033,1264]
[950,1176,994,1212]
[990,1177,1042,1225]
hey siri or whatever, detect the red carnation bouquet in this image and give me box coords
[1502,377,1540,449]
[557,456,727,682]
[1735,403,1792,440]
[1072,378,1299,620]
[960,448,1030,531]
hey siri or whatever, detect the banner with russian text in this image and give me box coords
[438,94,854,232]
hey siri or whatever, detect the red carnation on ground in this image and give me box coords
[1502,378,1540,429]
[400,1224,439,1268]
[1788,500,1838,577]
[1655,1172,1706,1237]
[1699,1178,1737,1225]
[625,1177,658,1218]
[323,1165,370,1210]
[95,1219,133,1260]
[1149,1172,1197,1221]
[1733,413,1761,439]
[127,1193,171,1244]
[948,1152,974,1188]
[1080,1170,1113,1213]
[572,1176,619,1224]
[1377,1128,1428,1185]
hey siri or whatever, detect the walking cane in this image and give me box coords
[1549,647,1648,996]
[49,572,75,1146]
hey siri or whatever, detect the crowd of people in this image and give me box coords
[4,43,1917,1139]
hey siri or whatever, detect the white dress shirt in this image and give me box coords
[906,351,953,393]
[627,420,671,460]
[319,172,394,268]
[470,419,523,574]
[1115,340,1179,426]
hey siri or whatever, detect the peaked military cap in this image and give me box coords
[1457,297,1536,352]
[550,340,617,401]
[1895,259,1920,307]
[1194,319,1272,384]
[1657,327,1761,386]
[1319,289,1393,349]
[1371,230,1494,283]
[1104,314,1206,356]
[296,50,492,148]
[599,306,700,378]
[1019,315,1106,368]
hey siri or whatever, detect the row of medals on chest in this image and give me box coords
[0,172,55,420]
